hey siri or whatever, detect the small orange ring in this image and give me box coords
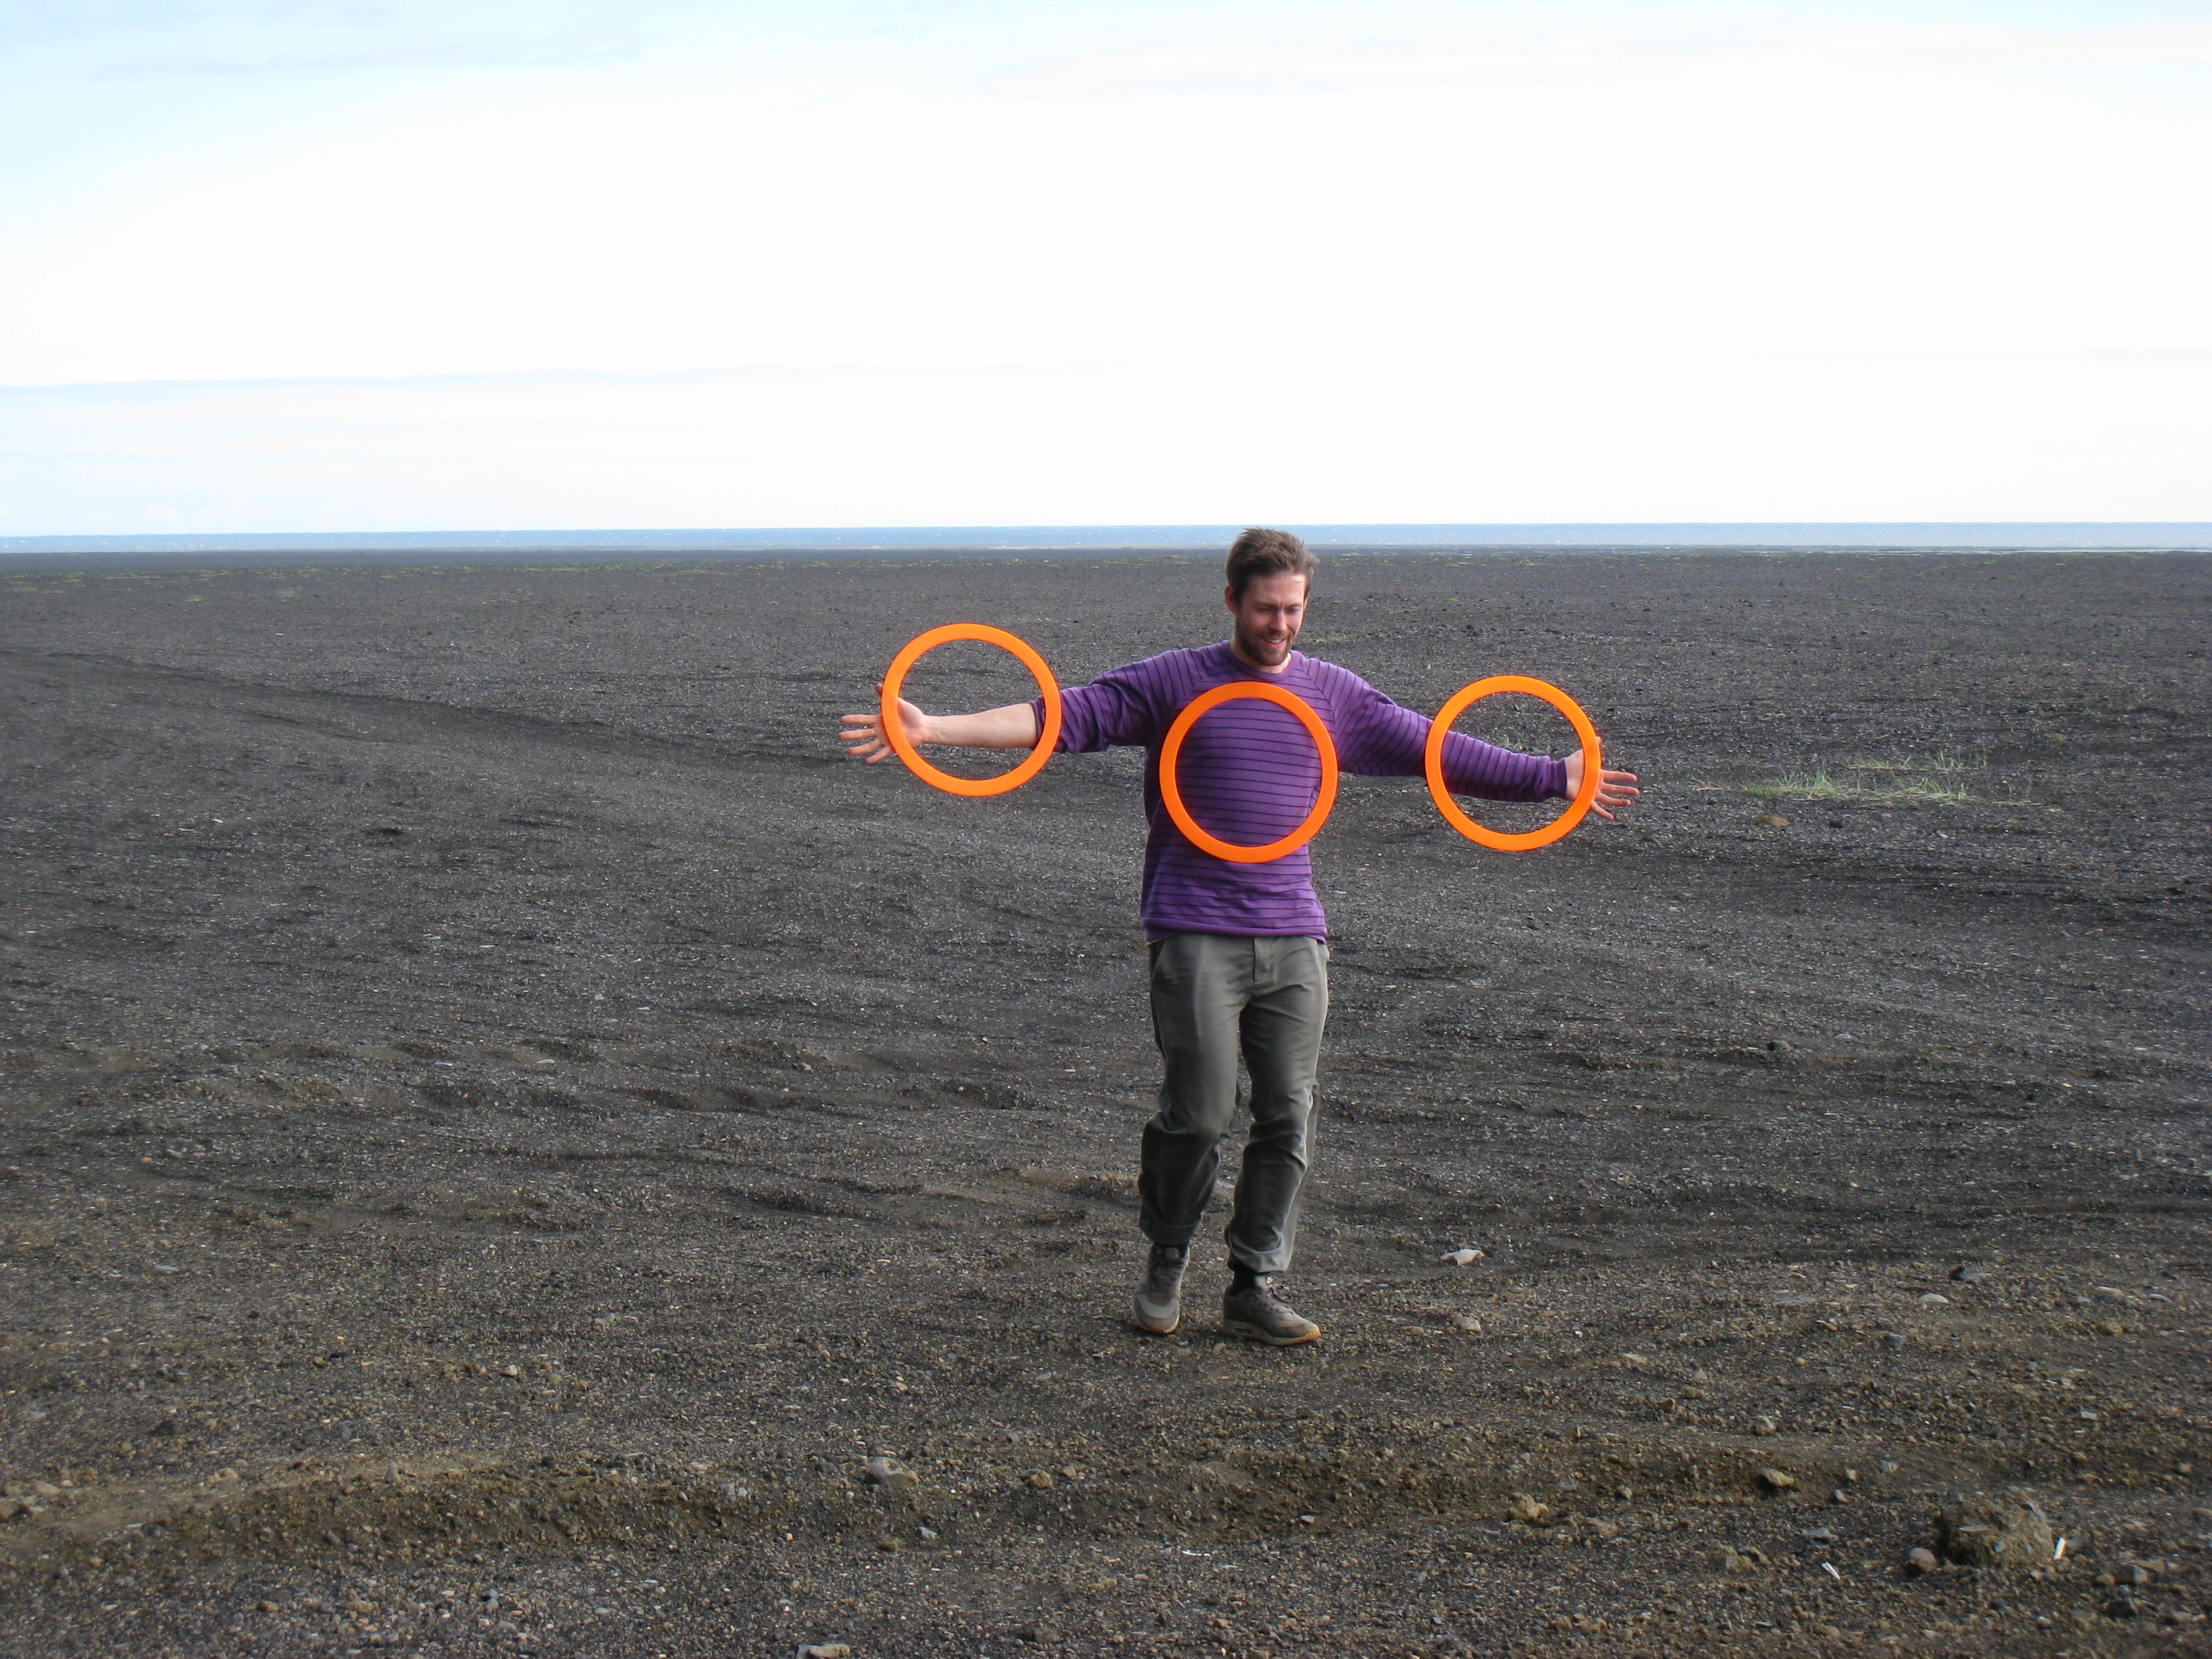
[882,624,1062,798]
[1425,675,1601,852]
[1159,681,1339,863]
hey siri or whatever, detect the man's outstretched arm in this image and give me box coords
[840,691,1039,764]
[1332,671,1640,819]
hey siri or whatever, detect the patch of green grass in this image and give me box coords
[1845,751,1986,773]
[1881,779,1973,804]
[1744,770,1864,801]
[1744,770,1972,804]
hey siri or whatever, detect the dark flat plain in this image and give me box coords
[1,550,2207,1658]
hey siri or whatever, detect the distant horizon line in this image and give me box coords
[5,520,2211,562]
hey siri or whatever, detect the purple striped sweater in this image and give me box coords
[1031,642,1569,939]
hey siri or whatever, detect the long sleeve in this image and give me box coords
[1018,643,1570,940]
[1033,661,1166,753]
[1321,667,1567,801]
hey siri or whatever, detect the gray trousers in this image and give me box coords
[1140,932,1329,1277]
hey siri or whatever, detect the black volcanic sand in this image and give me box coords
[1,550,2207,1658]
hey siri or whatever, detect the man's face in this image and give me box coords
[1225,571,1309,670]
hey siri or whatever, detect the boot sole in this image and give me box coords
[1131,1299,1181,1337]
[1221,1315,1322,1347]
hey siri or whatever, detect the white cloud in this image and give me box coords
[7,47,2207,385]
[1,3,2206,527]
[4,347,2204,533]
[981,17,2212,99]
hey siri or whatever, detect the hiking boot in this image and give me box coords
[1221,1277,1321,1346]
[1132,1244,1187,1336]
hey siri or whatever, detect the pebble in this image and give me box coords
[1753,814,1792,829]
[2094,1287,2129,1304]
[1882,1332,1906,1350]
[1801,1527,1837,1545]
[1920,1292,1951,1307]
[1450,1315,1482,1333]
[801,1646,853,1659]
[1758,1468,1796,1492]
[1027,1471,1055,1490]
[1753,1415,1780,1437]
[1908,1547,1942,1576]
[863,1456,918,1490]
[1935,1496,2054,1568]
[1441,1248,1483,1267]
[1950,1265,1990,1284]
[1508,1494,1553,1525]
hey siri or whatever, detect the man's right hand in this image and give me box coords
[840,695,1042,759]
[840,685,930,764]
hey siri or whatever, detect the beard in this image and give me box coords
[1235,620,1298,666]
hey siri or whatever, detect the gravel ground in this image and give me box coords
[1,548,2207,1658]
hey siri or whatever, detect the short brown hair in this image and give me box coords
[1225,527,1317,598]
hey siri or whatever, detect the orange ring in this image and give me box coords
[1159,681,1339,863]
[1425,675,1601,852]
[881,623,1062,798]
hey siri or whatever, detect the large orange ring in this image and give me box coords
[882,623,1062,798]
[1159,681,1339,863]
[1425,675,1601,852]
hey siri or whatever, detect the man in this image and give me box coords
[841,529,1638,1345]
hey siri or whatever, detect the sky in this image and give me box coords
[2,1,2207,534]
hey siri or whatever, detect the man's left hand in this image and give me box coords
[1563,750,1639,820]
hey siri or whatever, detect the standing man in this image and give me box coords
[841,529,1637,1345]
